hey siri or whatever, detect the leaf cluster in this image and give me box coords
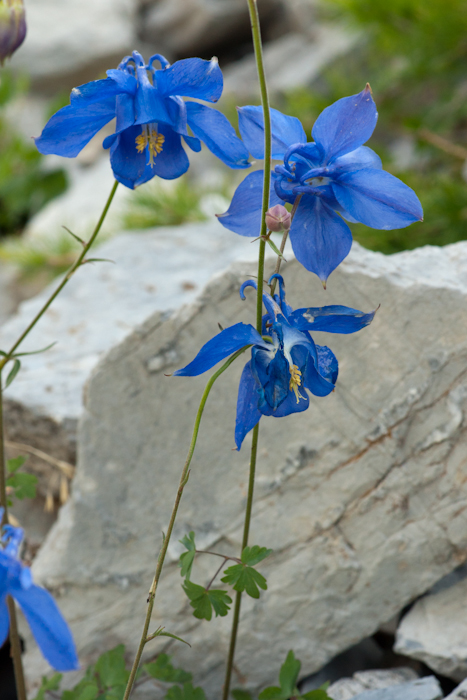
[233,651,331,700]
[221,546,272,599]
[6,455,37,505]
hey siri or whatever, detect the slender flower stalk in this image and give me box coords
[122,348,247,700]
[270,194,302,296]
[223,1,272,697]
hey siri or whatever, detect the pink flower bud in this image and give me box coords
[265,204,291,233]
[0,0,26,65]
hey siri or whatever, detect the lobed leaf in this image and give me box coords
[179,531,196,579]
[278,651,301,697]
[241,545,272,567]
[6,455,26,473]
[33,674,63,700]
[221,564,267,599]
[183,580,232,621]
[165,682,207,700]
[7,471,38,500]
[232,690,255,700]
[94,644,129,687]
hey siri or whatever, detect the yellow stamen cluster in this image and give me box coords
[135,127,165,166]
[289,364,306,403]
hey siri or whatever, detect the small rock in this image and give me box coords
[395,570,467,681]
[327,668,418,700]
[351,677,442,700]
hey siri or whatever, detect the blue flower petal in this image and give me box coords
[238,106,307,160]
[289,195,353,283]
[330,145,382,172]
[134,67,172,126]
[165,96,188,136]
[173,323,268,377]
[290,304,376,333]
[284,142,324,169]
[154,57,223,103]
[13,584,79,671]
[217,171,282,238]
[0,596,9,647]
[69,77,123,106]
[251,346,290,411]
[106,69,137,96]
[260,387,310,417]
[115,92,135,134]
[186,102,250,169]
[183,135,201,152]
[312,85,378,163]
[35,98,116,157]
[110,124,189,188]
[316,345,339,385]
[235,361,262,450]
[332,169,423,229]
[303,352,336,397]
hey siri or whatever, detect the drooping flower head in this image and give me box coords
[0,0,26,64]
[35,51,250,189]
[218,86,423,285]
[174,275,376,449]
[0,511,78,671]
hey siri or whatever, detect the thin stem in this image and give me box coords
[196,550,242,564]
[222,1,271,697]
[0,180,119,366]
[270,194,302,296]
[205,559,228,591]
[0,374,26,700]
[122,347,247,700]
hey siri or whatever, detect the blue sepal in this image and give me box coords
[186,102,250,169]
[217,170,282,238]
[173,323,269,377]
[154,57,223,103]
[290,305,377,333]
[238,105,307,160]
[235,361,262,450]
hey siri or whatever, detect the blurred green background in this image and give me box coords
[1,0,467,277]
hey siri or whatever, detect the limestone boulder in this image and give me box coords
[325,669,418,700]
[20,241,467,696]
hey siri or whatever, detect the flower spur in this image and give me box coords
[174,275,376,449]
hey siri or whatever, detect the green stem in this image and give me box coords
[0,180,119,366]
[270,194,302,297]
[0,373,27,700]
[223,2,271,697]
[122,347,247,700]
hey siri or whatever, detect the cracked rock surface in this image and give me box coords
[22,243,467,696]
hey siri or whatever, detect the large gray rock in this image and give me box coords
[10,0,136,85]
[446,678,467,699]
[22,241,467,696]
[222,26,358,96]
[395,567,467,681]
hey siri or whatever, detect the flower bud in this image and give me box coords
[265,204,291,233]
[0,0,26,65]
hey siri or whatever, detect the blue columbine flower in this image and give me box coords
[174,275,375,449]
[35,51,250,189]
[217,85,423,285]
[0,511,79,671]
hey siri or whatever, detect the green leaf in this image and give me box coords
[278,651,301,698]
[183,580,232,621]
[179,531,196,580]
[6,455,26,473]
[5,357,20,387]
[165,682,207,700]
[94,644,129,687]
[221,564,267,599]
[158,631,191,647]
[301,690,331,700]
[33,674,62,700]
[258,686,284,700]
[62,682,99,700]
[14,342,57,357]
[232,690,254,700]
[144,654,192,684]
[241,546,272,567]
[7,471,38,500]
[265,237,286,260]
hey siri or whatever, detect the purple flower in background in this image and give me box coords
[35,51,250,189]
[218,86,423,285]
[174,275,375,449]
[0,0,26,64]
[0,512,79,671]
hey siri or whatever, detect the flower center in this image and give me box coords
[305,175,330,188]
[135,126,165,166]
[289,364,306,403]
